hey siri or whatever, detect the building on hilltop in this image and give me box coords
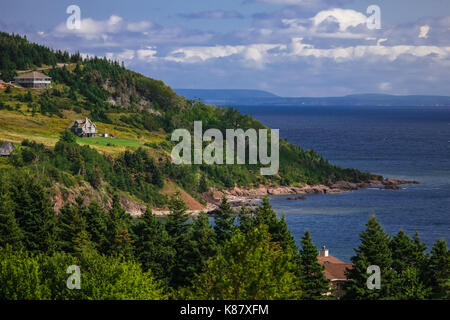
[14,71,51,88]
[0,141,15,156]
[317,246,353,299]
[69,117,97,137]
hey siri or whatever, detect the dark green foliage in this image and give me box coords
[107,194,134,259]
[2,170,57,254]
[254,196,297,252]
[297,230,330,299]
[389,230,430,299]
[186,212,217,278]
[214,197,236,244]
[165,193,193,288]
[185,225,300,300]
[344,215,395,299]
[132,208,176,282]
[0,187,23,249]
[429,239,450,299]
[56,203,92,255]
[83,202,110,254]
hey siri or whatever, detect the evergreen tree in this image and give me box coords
[237,205,253,233]
[429,239,450,299]
[165,192,192,288]
[132,208,176,282]
[165,192,189,238]
[187,212,217,278]
[254,197,297,253]
[297,230,329,299]
[186,225,300,299]
[344,215,394,299]
[57,204,92,255]
[106,194,134,258]
[0,189,23,249]
[214,197,235,244]
[390,230,430,299]
[8,170,57,254]
[83,201,110,254]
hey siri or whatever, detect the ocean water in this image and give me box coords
[234,105,450,262]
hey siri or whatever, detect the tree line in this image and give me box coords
[0,167,448,299]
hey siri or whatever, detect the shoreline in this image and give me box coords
[151,178,419,216]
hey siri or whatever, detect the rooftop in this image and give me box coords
[317,247,353,281]
[15,71,51,79]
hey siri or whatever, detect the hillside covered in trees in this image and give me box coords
[0,31,448,301]
[0,31,377,212]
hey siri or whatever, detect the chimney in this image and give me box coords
[319,245,329,257]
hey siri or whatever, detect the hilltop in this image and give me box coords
[0,31,378,215]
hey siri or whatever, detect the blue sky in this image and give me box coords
[1,0,449,96]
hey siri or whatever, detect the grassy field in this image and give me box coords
[0,107,167,156]
[76,137,140,148]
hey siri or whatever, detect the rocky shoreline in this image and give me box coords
[202,178,419,214]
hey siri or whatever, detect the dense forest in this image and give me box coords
[0,31,448,300]
[0,165,448,299]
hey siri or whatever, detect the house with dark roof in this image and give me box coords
[14,71,51,88]
[0,141,15,156]
[317,246,353,299]
[69,118,97,137]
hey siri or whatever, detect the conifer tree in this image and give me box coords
[389,230,430,299]
[429,239,450,299]
[132,208,175,282]
[165,192,193,288]
[188,212,217,277]
[237,205,253,233]
[254,197,297,253]
[57,204,92,255]
[0,189,23,249]
[297,230,329,299]
[186,225,300,299]
[83,201,110,254]
[214,196,235,244]
[107,194,134,258]
[9,170,57,254]
[344,215,394,299]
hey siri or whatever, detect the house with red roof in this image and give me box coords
[317,246,353,298]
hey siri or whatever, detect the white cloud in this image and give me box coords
[54,15,125,40]
[419,25,430,38]
[377,38,388,46]
[166,43,286,67]
[127,21,153,32]
[106,49,135,61]
[137,47,158,62]
[312,8,367,31]
[288,37,450,61]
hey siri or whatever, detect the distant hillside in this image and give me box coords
[175,90,450,107]
[175,89,279,105]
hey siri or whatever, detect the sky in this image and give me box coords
[1,0,449,97]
